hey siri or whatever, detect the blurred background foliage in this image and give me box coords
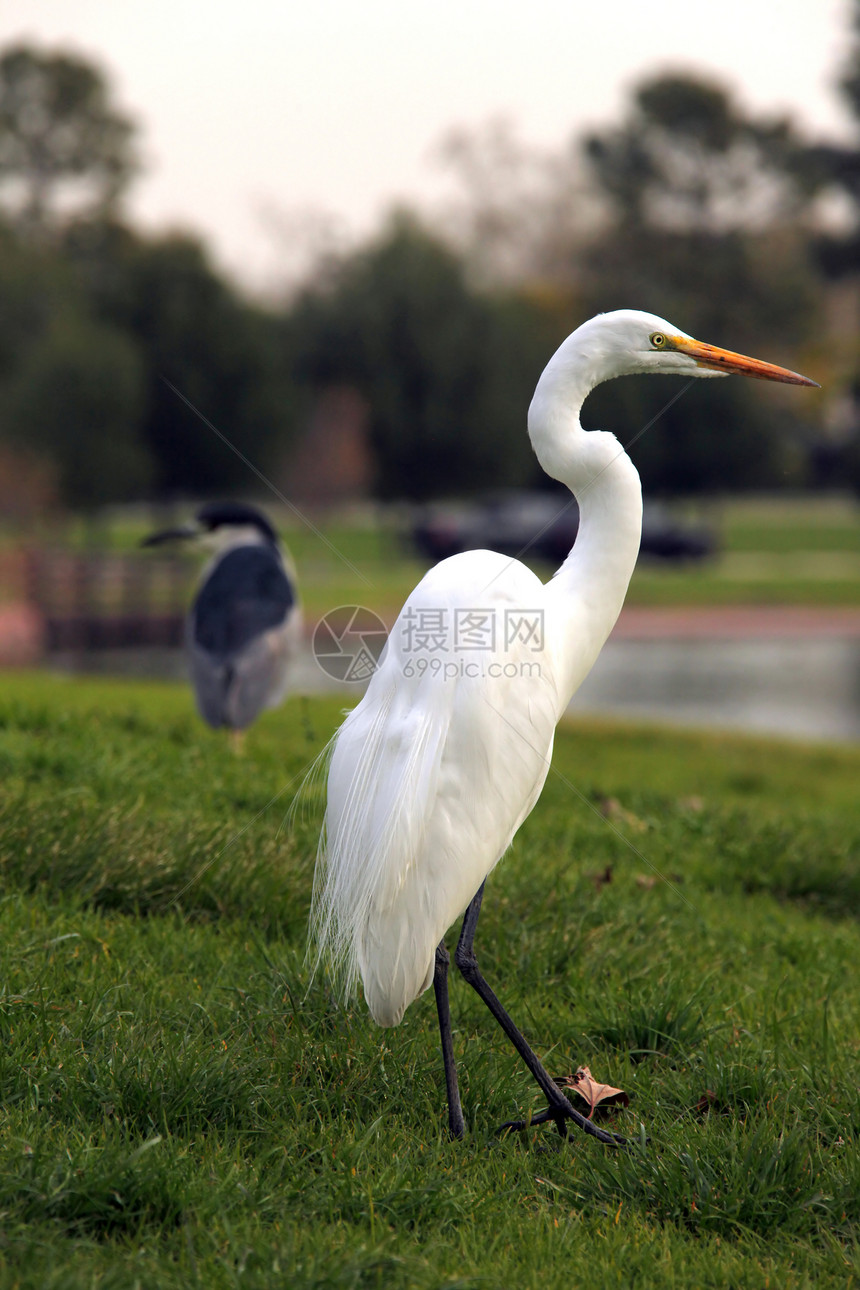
[2,14,860,517]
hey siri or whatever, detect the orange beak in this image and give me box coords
[670,337,819,387]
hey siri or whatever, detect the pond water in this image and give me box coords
[567,637,860,744]
[62,635,860,744]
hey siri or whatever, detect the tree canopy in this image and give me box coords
[0,45,137,239]
[63,221,295,497]
[585,74,815,236]
[288,214,557,499]
[0,39,845,513]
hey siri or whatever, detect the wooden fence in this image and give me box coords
[24,547,195,652]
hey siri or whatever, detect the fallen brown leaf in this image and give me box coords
[556,1066,630,1118]
[694,1089,731,1116]
[599,797,649,832]
[588,864,613,890]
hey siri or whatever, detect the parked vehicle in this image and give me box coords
[411,491,716,564]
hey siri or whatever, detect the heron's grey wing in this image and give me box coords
[187,630,232,728]
[191,546,296,659]
[224,611,303,728]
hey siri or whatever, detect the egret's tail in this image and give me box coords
[309,676,452,1026]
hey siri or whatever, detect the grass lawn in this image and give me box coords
[276,497,860,619]
[17,495,859,622]
[0,672,859,1287]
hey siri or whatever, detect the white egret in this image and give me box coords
[311,310,817,1143]
[143,502,302,746]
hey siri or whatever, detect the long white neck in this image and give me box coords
[528,339,643,703]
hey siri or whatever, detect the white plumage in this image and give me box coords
[310,309,816,1138]
[316,550,561,1025]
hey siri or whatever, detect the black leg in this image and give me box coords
[433,942,465,1139]
[454,881,625,1147]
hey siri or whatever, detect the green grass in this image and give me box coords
[624,496,860,608]
[721,496,860,554]
[258,498,860,617]
[0,672,859,1287]
[625,567,860,607]
[11,495,859,621]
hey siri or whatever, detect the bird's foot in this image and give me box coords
[496,1104,627,1147]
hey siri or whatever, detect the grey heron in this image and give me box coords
[143,502,302,745]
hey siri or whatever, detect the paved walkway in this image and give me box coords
[0,603,44,665]
[3,602,860,670]
[613,605,860,639]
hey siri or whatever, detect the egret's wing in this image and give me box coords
[312,550,561,1026]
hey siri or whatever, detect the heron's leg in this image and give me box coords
[300,694,316,745]
[454,882,624,1146]
[433,942,465,1140]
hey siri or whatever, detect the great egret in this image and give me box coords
[311,310,816,1143]
[143,502,302,744]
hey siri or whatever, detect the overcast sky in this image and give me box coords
[0,0,852,291]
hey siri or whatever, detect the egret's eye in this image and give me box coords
[650,332,666,349]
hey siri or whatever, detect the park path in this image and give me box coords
[613,605,860,639]
[3,602,860,669]
[0,603,44,665]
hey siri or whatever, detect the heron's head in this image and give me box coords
[570,309,819,387]
[141,502,279,550]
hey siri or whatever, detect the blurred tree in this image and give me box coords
[430,74,822,494]
[0,42,827,510]
[288,213,558,500]
[435,117,597,288]
[63,221,295,497]
[5,315,147,507]
[580,74,819,343]
[795,0,860,489]
[0,214,294,508]
[811,0,860,279]
[577,74,821,494]
[0,226,151,508]
[585,74,815,237]
[0,44,137,239]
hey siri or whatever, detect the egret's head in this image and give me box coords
[572,309,818,387]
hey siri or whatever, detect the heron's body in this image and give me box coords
[189,537,300,730]
[143,503,302,734]
[311,310,816,1139]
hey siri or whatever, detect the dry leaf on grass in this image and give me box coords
[556,1066,630,1118]
[588,864,613,890]
[599,797,649,832]
[694,1089,731,1116]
